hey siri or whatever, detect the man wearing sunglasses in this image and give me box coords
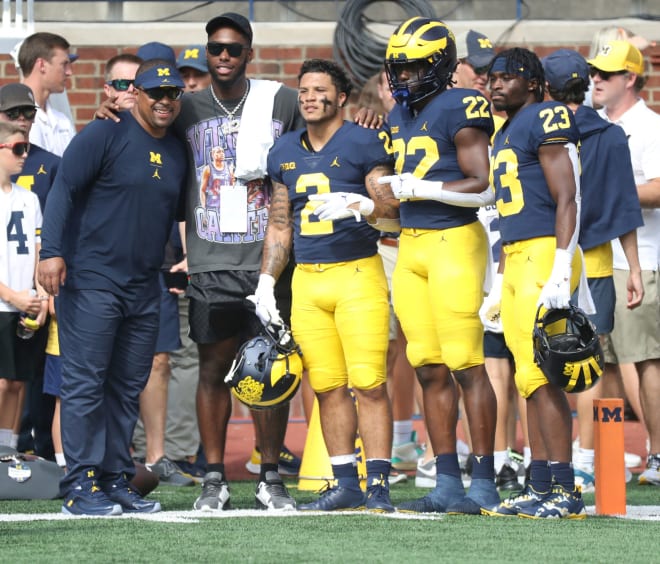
[103,54,142,111]
[38,59,188,516]
[0,83,61,213]
[589,40,660,487]
[172,11,305,513]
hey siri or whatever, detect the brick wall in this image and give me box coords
[1,41,659,131]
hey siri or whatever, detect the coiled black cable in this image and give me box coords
[333,0,438,89]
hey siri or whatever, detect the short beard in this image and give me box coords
[210,58,249,92]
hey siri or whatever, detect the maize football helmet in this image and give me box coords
[533,305,603,393]
[385,17,457,108]
[225,323,303,409]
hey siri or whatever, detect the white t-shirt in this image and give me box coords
[599,99,660,271]
[30,102,76,157]
[0,184,42,311]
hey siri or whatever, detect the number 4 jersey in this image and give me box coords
[0,184,42,312]
[491,100,579,244]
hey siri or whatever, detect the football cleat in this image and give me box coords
[298,484,365,511]
[388,469,408,486]
[62,478,123,516]
[255,471,296,510]
[391,431,425,471]
[104,477,161,513]
[398,474,465,513]
[147,456,195,486]
[415,457,436,488]
[245,445,302,476]
[365,474,395,513]
[573,464,595,493]
[481,484,551,517]
[518,484,587,519]
[193,471,231,511]
[446,478,500,515]
[496,463,523,492]
[638,454,660,486]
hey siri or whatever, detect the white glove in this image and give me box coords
[246,274,283,326]
[308,192,374,222]
[377,173,443,200]
[537,249,573,309]
[479,273,504,333]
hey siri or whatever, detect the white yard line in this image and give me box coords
[0,506,658,522]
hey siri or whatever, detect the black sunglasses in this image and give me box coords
[589,68,628,81]
[106,79,135,91]
[207,42,248,57]
[2,106,37,120]
[138,87,183,101]
[0,141,30,156]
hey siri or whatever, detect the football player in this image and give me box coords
[250,58,399,511]
[482,48,587,519]
[378,17,500,515]
[543,49,644,492]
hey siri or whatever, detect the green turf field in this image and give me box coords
[0,478,658,563]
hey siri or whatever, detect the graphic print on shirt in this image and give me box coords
[186,115,284,245]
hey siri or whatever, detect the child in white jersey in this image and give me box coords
[0,121,46,448]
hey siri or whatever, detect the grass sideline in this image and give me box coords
[0,479,658,563]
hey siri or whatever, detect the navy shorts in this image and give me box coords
[484,330,514,360]
[155,273,182,353]
[43,353,62,396]
[586,276,615,335]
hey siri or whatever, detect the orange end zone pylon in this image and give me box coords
[593,398,626,516]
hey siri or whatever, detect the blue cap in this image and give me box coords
[137,42,176,63]
[134,63,185,89]
[542,49,590,91]
[176,45,208,73]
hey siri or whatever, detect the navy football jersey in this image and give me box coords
[388,88,494,230]
[267,121,393,264]
[491,101,579,243]
[12,144,60,211]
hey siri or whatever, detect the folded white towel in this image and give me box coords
[234,79,283,181]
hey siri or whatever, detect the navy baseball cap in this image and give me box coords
[206,12,253,44]
[455,30,495,69]
[134,62,185,89]
[137,42,176,63]
[542,49,590,90]
[176,45,208,73]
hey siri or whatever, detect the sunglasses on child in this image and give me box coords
[206,42,248,57]
[106,79,135,91]
[589,68,628,81]
[2,106,37,120]
[138,87,184,101]
[0,141,30,156]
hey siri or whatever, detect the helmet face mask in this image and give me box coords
[533,306,603,393]
[385,17,457,108]
[225,323,303,410]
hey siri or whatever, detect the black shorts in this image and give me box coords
[187,263,293,344]
[483,330,514,360]
[0,312,38,381]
